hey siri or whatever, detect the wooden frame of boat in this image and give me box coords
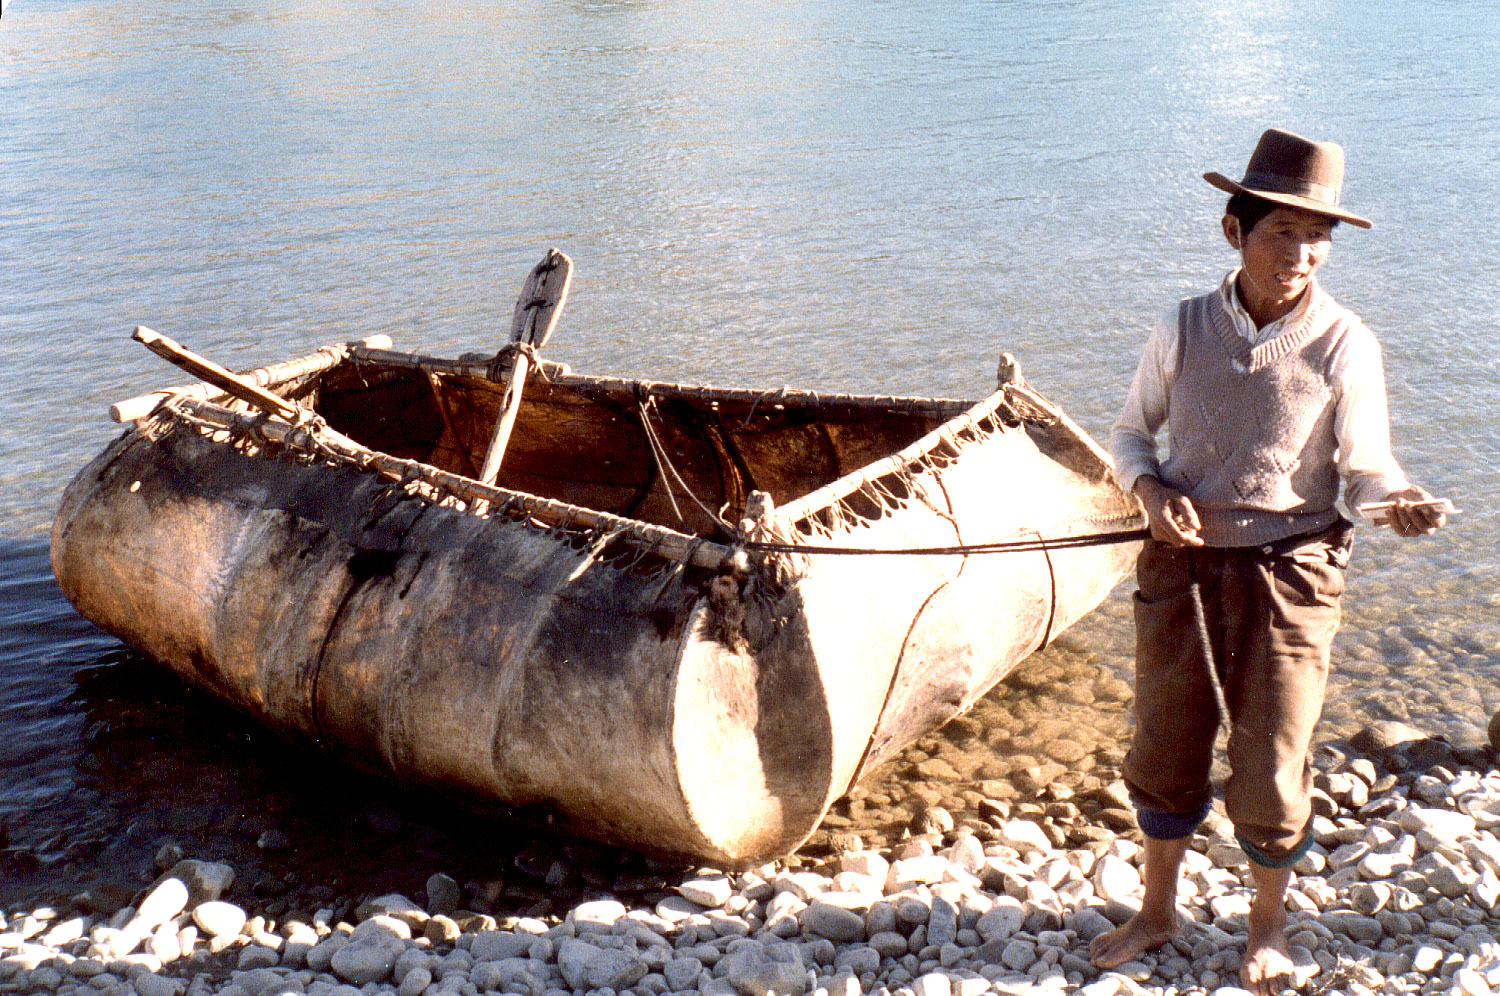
[53,323,1144,866]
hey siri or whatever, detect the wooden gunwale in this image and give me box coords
[163,397,735,572]
[349,345,976,419]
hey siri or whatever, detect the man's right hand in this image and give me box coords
[1134,475,1204,547]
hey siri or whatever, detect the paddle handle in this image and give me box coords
[478,351,528,485]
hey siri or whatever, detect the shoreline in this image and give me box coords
[5,719,1498,996]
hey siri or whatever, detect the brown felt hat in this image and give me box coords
[1204,128,1372,229]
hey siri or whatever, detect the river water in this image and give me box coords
[2,0,1497,907]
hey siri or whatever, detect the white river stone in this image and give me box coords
[910,972,952,996]
[1091,855,1142,903]
[191,902,247,939]
[135,879,189,929]
[679,876,734,909]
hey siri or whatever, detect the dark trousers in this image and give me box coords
[1121,519,1351,865]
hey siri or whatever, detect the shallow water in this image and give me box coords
[2,0,1498,905]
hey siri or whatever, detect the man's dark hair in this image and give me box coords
[1226,191,1340,235]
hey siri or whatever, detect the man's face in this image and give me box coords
[1225,205,1335,315]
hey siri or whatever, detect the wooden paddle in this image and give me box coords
[477,248,573,486]
[134,327,301,420]
[115,333,392,422]
[131,326,362,451]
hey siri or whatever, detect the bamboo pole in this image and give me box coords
[134,327,300,418]
[110,333,392,423]
[169,397,733,571]
[131,328,368,456]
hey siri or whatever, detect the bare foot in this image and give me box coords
[1088,909,1178,970]
[1240,906,1293,995]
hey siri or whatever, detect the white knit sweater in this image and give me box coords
[1111,271,1409,543]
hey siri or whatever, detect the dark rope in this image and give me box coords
[1033,529,1059,648]
[1188,580,1230,726]
[740,526,1149,557]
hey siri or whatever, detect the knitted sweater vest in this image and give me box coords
[1159,289,1352,547]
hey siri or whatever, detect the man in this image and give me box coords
[1090,128,1448,995]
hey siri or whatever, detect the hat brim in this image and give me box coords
[1204,171,1373,229]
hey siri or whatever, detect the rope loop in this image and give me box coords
[488,342,519,383]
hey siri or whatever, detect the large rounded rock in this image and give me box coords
[351,915,412,944]
[1065,908,1115,941]
[585,948,649,990]
[557,938,604,989]
[800,902,865,942]
[1091,855,1142,902]
[329,917,410,986]
[678,876,734,908]
[1399,807,1476,842]
[470,930,531,962]
[356,895,427,929]
[235,944,278,970]
[192,901,247,939]
[730,960,808,996]
[976,897,1025,942]
[665,956,706,991]
[132,975,185,996]
[1349,721,1427,754]
[1001,939,1037,972]
[868,931,908,957]
[305,934,350,972]
[331,941,400,985]
[1324,912,1383,945]
[471,958,542,993]
[570,900,628,933]
[425,873,461,917]
[135,879,189,929]
[231,968,283,996]
[998,820,1052,855]
[926,896,958,947]
[396,967,432,996]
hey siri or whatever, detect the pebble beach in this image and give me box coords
[6,693,1500,996]
[4,4,1499,996]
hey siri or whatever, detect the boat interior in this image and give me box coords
[312,361,976,540]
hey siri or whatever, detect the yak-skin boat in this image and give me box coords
[52,257,1145,867]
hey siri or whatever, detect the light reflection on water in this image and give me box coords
[1,0,1497,877]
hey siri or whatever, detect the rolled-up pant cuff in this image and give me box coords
[1236,829,1314,869]
[1136,797,1213,840]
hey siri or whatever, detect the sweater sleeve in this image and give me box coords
[1109,305,1180,494]
[1331,322,1411,514]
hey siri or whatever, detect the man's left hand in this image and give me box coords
[1378,485,1449,537]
